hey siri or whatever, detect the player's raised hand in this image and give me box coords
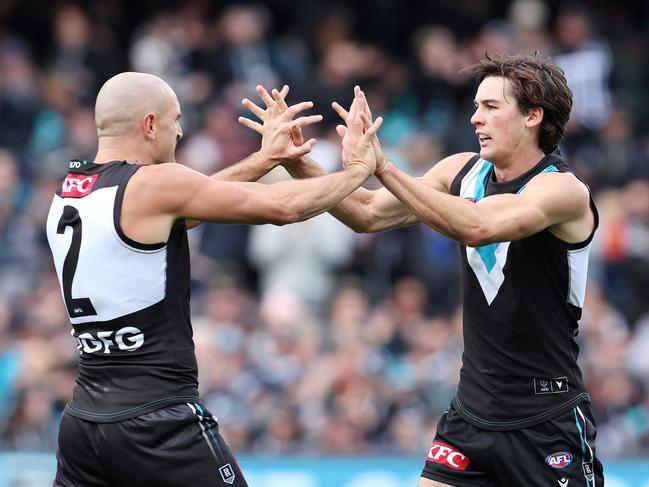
[238,84,321,164]
[332,86,388,174]
[339,95,383,177]
[270,86,305,148]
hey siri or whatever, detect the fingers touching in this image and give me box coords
[236,82,383,166]
[332,86,374,134]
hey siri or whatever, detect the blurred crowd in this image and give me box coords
[0,0,648,459]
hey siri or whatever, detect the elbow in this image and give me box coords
[349,219,372,233]
[271,203,301,225]
[350,207,380,233]
[460,225,492,248]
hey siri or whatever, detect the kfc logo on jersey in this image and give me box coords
[427,442,470,470]
[545,451,573,468]
[61,174,98,197]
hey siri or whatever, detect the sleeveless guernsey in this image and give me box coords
[449,153,598,431]
[46,160,199,422]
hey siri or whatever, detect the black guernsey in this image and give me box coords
[46,160,199,422]
[449,153,599,431]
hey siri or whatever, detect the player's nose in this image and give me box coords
[470,108,483,126]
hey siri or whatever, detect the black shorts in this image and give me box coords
[421,403,604,487]
[54,402,248,487]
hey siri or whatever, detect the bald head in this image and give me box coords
[95,72,176,138]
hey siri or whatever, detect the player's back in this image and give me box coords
[46,159,199,422]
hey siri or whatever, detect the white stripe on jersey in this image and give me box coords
[567,244,592,308]
[459,157,487,200]
[46,186,166,324]
[459,158,509,305]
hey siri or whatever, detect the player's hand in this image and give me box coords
[338,94,383,177]
[238,85,321,164]
[270,86,305,148]
[332,86,389,175]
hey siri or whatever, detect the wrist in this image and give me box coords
[345,160,372,179]
[375,159,393,179]
[256,149,284,169]
[282,155,306,168]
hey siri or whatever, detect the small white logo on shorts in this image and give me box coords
[219,463,235,484]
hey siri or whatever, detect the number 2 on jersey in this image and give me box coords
[57,205,97,318]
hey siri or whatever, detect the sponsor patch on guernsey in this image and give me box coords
[427,441,470,470]
[545,451,573,469]
[61,173,99,197]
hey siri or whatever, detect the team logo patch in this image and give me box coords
[61,173,98,197]
[546,451,573,468]
[534,376,569,395]
[427,441,470,471]
[219,463,236,484]
[582,462,594,481]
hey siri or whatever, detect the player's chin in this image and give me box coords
[479,146,495,161]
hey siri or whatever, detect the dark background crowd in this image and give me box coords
[0,0,648,459]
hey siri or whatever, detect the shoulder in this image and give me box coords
[441,152,479,168]
[527,170,588,196]
[136,162,199,182]
[125,163,215,213]
[422,152,478,192]
[524,170,591,216]
[131,162,222,194]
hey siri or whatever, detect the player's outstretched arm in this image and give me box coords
[184,87,323,229]
[132,95,383,232]
[376,159,593,246]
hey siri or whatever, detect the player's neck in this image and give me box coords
[94,138,154,165]
[492,146,545,182]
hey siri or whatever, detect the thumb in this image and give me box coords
[336,125,347,139]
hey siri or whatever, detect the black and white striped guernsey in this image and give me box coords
[448,152,599,431]
[46,160,199,422]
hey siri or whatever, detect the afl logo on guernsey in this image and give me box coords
[62,174,99,197]
[546,452,573,468]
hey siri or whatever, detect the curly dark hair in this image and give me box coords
[467,52,572,154]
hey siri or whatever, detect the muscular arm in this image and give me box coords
[125,94,382,242]
[210,151,276,182]
[124,162,373,243]
[376,160,593,246]
[165,163,373,224]
[284,153,469,233]
[184,152,273,228]
[282,156,399,232]
[185,151,280,229]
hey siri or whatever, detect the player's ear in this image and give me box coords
[142,113,157,140]
[526,107,543,128]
